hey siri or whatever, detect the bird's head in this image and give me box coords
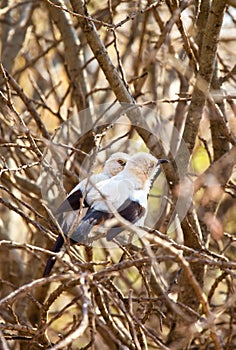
[103,152,130,176]
[127,152,168,181]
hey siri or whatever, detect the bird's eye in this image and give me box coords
[148,162,155,170]
[117,159,126,166]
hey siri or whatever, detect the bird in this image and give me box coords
[68,152,168,244]
[43,152,130,276]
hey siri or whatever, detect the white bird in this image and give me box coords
[68,152,168,244]
[43,152,130,276]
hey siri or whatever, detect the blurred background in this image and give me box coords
[0,1,236,349]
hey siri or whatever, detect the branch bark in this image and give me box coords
[176,0,227,173]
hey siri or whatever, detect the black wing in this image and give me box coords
[55,189,89,215]
[106,199,146,241]
[69,209,111,244]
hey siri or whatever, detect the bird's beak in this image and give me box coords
[158,159,169,165]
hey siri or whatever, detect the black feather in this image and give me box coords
[43,234,65,277]
[43,188,90,276]
[106,199,145,241]
[43,212,78,276]
[55,189,88,215]
[70,209,111,243]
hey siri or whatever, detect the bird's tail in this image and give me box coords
[43,234,65,277]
